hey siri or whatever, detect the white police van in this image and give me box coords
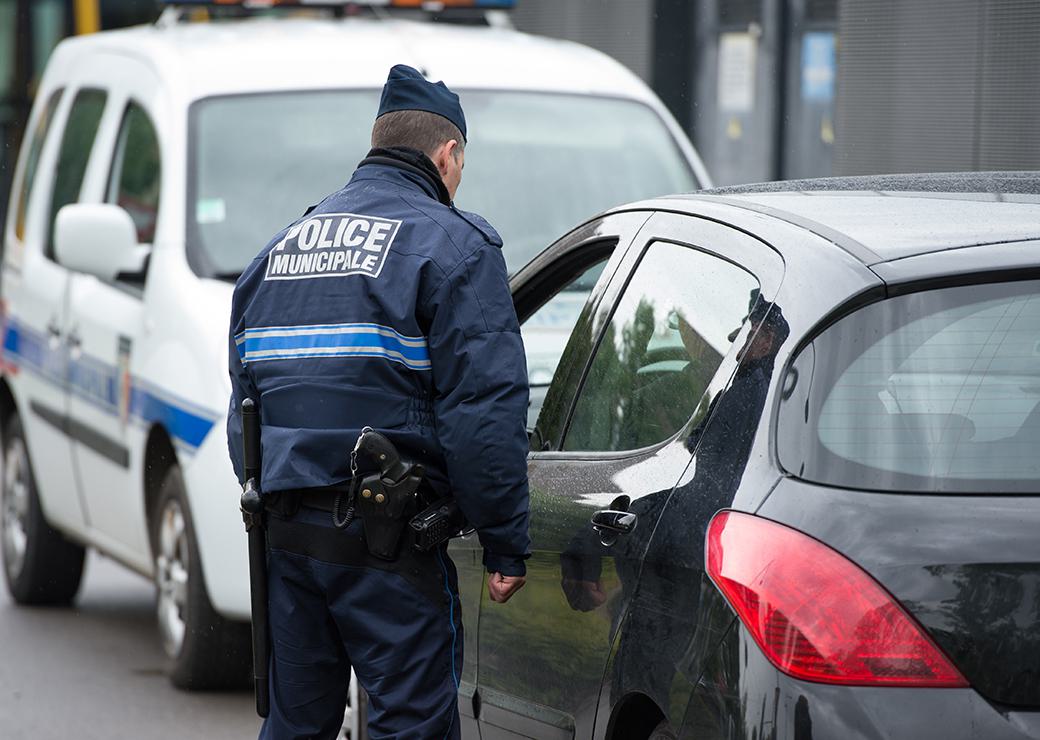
[0,0,707,722]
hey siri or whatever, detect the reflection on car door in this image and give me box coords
[591,213,785,733]
[64,56,161,569]
[451,214,644,738]
[457,212,647,738]
[476,214,783,739]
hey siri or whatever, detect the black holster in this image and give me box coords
[354,469,423,560]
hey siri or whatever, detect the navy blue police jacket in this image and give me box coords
[227,148,531,576]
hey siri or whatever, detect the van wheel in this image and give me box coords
[1,413,85,604]
[342,669,369,738]
[648,720,678,740]
[152,465,250,689]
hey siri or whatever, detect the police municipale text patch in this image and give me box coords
[264,212,401,281]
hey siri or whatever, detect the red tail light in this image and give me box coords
[705,511,968,687]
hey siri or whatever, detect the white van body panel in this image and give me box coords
[1,16,707,620]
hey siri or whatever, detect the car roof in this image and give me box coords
[51,16,655,103]
[648,172,1040,265]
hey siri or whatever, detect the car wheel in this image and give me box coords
[1,413,85,605]
[648,719,678,740]
[152,465,250,689]
[341,669,369,739]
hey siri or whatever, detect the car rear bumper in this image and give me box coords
[682,622,1040,740]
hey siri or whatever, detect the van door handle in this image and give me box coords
[46,319,62,347]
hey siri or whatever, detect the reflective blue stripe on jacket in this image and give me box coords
[227,151,531,575]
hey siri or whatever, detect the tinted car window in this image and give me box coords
[107,102,161,243]
[778,279,1040,493]
[563,241,759,452]
[46,88,107,258]
[14,88,63,241]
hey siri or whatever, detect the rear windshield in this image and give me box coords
[188,90,696,278]
[778,280,1040,493]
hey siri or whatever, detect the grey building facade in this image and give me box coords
[513,0,1040,185]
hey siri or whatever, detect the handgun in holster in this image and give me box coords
[352,431,424,561]
[351,430,470,557]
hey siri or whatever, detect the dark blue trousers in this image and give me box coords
[259,504,463,740]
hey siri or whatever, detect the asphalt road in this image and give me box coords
[0,551,262,740]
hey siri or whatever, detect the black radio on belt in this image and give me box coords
[409,497,469,552]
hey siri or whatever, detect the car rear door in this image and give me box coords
[63,54,162,569]
[475,212,783,739]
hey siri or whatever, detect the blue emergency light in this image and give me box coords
[163,0,516,8]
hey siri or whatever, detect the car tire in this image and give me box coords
[648,719,678,740]
[1,413,85,605]
[342,669,369,739]
[152,465,250,690]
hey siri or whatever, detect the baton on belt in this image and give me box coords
[240,398,270,718]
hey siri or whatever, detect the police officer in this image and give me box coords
[227,65,530,739]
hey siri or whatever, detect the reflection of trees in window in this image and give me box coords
[567,298,721,451]
[559,241,761,453]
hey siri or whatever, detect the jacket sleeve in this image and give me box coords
[425,242,531,576]
[227,289,258,487]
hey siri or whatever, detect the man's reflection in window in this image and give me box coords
[559,299,790,722]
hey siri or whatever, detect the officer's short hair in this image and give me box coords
[371,110,465,159]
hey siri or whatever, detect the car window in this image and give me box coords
[106,102,160,244]
[563,241,759,452]
[45,88,107,259]
[521,258,608,429]
[188,90,696,278]
[778,279,1040,493]
[523,259,608,386]
[13,88,63,242]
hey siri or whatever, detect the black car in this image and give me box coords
[445,172,1040,740]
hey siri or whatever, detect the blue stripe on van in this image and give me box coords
[0,320,218,452]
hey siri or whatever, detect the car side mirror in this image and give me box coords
[54,204,148,282]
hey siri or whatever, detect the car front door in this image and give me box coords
[476,213,781,739]
[2,83,108,536]
[451,211,649,737]
[63,55,162,569]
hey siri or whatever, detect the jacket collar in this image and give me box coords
[352,147,451,205]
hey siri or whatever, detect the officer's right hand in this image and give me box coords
[488,573,526,603]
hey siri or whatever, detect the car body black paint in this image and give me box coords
[477,175,1040,740]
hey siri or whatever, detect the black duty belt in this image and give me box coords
[264,497,449,607]
[273,486,351,515]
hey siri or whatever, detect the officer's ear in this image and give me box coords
[432,139,459,174]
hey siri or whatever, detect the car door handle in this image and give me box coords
[591,509,637,535]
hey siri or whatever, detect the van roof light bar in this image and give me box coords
[159,0,517,9]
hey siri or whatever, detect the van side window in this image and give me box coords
[14,89,64,241]
[45,88,107,259]
[106,103,161,244]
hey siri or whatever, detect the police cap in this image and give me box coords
[377,64,467,142]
